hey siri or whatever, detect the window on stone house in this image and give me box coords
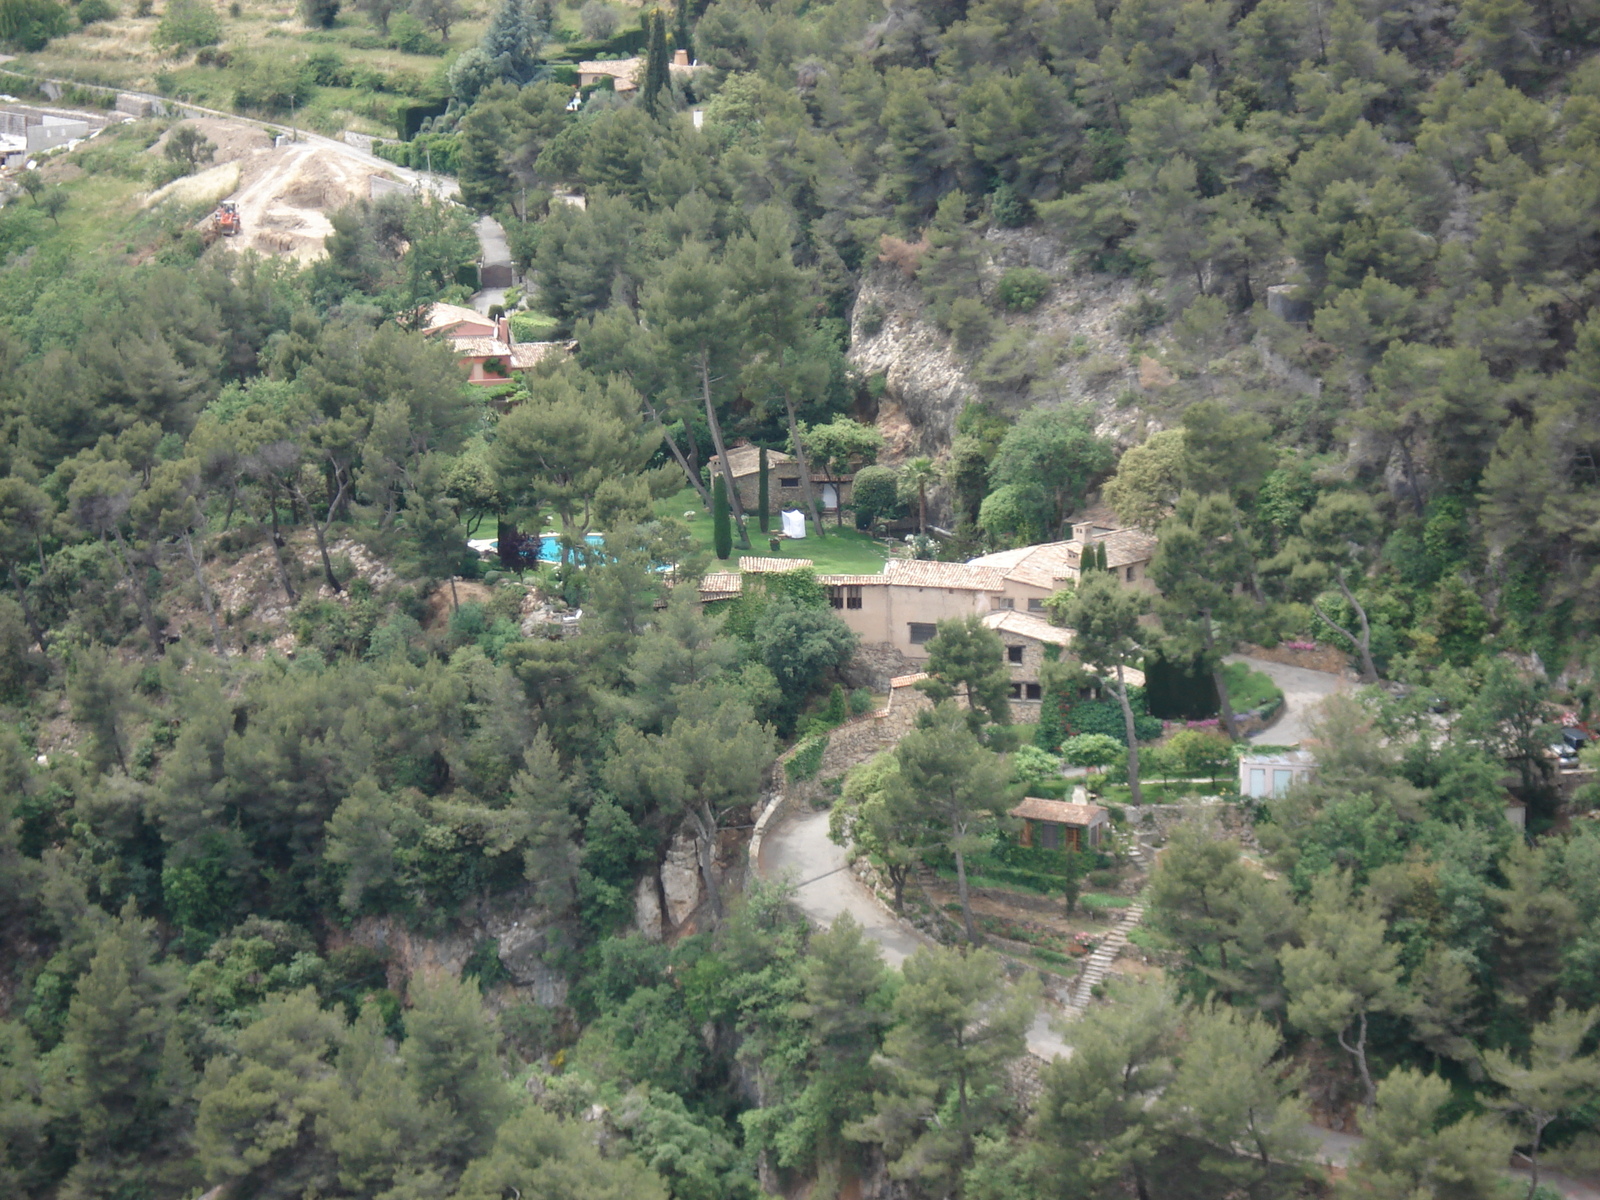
[1025,682,1042,700]
[1007,645,1024,664]
[780,476,800,488]
[909,622,936,645]
[1027,598,1045,612]
[1126,566,1136,581]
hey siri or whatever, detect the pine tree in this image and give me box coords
[674,0,691,62]
[401,972,510,1170]
[56,904,190,1195]
[480,0,543,86]
[641,8,669,115]
[757,445,770,533]
[713,474,732,560]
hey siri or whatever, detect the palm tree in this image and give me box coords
[899,457,937,535]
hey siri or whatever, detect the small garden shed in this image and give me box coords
[1010,796,1110,852]
[1238,750,1315,798]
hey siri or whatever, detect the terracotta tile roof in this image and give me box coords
[451,337,513,357]
[882,560,1005,591]
[1010,797,1109,826]
[739,556,814,572]
[509,341,571,369]
[698,573,743,597]
[969,541,1078,589]
[710,444,795,479]
[422,302,492,336]
[969,529,1157,586]
[578,58,643,82]
[981,609,1073,646]
[1095,528,1158,569]
[817,573,892,586]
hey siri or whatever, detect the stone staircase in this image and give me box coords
[1067,900,1146,1011]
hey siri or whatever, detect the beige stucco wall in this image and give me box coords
[833,584,998,659]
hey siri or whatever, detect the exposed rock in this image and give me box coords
[347,914,477,993]
[848,227,1145,475]
[634,873,664,942]
[346,896,571,1008]
[661,832,703,928]
[495,922,569,1007]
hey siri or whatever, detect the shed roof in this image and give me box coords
[1239,750,1316,768]
[1010,797,1109,826]
[698,573,743,598]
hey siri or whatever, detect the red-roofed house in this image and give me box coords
[421,302,572,386]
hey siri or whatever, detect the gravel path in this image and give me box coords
[1226,654,1352,745]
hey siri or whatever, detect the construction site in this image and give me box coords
[143,116,410,261]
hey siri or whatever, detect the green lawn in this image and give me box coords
[1222,660,1284,711]
[653,488,892,576]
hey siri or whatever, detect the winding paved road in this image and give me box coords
[757,804,1073,1060]
[1227,653,1352,745]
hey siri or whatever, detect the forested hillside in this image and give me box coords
[3,0,1600,1193]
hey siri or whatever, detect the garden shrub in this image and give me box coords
[1064,693,1160,744]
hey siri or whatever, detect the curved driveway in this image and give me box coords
[1227,654,1352,745]
[757,804,1072,1060]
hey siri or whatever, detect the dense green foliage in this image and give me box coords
[6,0,1600,1188]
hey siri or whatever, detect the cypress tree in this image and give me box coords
[674,0,692,63]
[758,445,770,533]
[641,9,669,115]
[713,474,733,560]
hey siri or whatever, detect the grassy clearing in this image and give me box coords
[652,487,893,576]
[0,119,218,263]
[9,0,492,134]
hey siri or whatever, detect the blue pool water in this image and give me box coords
[537,533,605,562]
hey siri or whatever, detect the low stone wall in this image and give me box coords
[1241,641,1353,676]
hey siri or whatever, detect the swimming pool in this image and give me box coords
[537,532,605,562]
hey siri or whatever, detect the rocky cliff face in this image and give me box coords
[847,227,1148,461]
[347,894,572,1008]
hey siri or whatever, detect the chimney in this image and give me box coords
[1071,522,1093,544]
[498,315,512,344]
[673,48,689,66]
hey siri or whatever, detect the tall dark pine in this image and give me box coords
[674,1,692,63]
[758,445,770,533]
[713,474,733,560]
[642,9,669,115]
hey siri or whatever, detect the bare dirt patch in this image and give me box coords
[149,117,273,163]
[423,580,495,629]
[143,118,396,261]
